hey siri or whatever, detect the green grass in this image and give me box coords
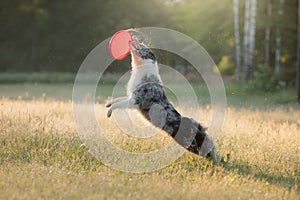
[0,72,76,84]
[0,72,297,106]
[0,74,299,199]
[0,81,297,108]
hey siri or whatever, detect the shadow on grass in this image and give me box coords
[221,160,299,192]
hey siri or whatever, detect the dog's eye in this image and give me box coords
[141,51,156,61]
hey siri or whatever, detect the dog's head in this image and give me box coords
[130,36,156,67]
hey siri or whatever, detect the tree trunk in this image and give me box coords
[243,0,256,80]
[246,0,257,80]
[275,0,285,75]
[297,0,300,103]
[265,0,272,68]
[243,0,251,80]
[31,12,38,70]
[233,0,242,81]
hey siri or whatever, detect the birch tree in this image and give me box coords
[233,0,242,81]
[243,0,257,80]
[275,0,285,75]
[243,0,250,80]
[248,0,257,77]
[265,0,272,68]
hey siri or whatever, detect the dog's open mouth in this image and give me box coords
[130,36,140,51]
[129,39,143,60]
[130,41,139,51]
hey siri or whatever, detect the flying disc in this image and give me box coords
[109,30,133,60]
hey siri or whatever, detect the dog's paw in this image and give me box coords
[106,109,112,118]
[207,147,221,165]
[105,102,112,108]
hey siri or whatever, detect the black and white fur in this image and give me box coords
[106,36,221,164]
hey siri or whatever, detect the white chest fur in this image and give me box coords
[126,63,161,97]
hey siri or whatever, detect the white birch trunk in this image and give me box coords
[265,0,272,68]
[275,0,285,75]
[243,0,251,80]
[243,0,256,80]
[247,0,257,79]
[233,0,242,81]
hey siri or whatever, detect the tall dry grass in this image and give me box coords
[0,99,299,199]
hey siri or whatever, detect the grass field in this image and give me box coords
[0,79,299,199]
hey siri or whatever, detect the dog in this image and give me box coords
[106,35,221,164]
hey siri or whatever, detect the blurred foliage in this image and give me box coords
[168,0,234,64]
[214,56,235,75]
[0,0,173,72]
[248,64,295,91]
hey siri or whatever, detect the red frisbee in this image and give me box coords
[109,30,133,60]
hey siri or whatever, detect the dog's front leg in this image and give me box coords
[106,98,136,118]
[105,96,128,108]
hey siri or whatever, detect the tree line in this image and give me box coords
[0,0,172,72]
[0,0,298,88]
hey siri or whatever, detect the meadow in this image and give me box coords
[0,75,299,199]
